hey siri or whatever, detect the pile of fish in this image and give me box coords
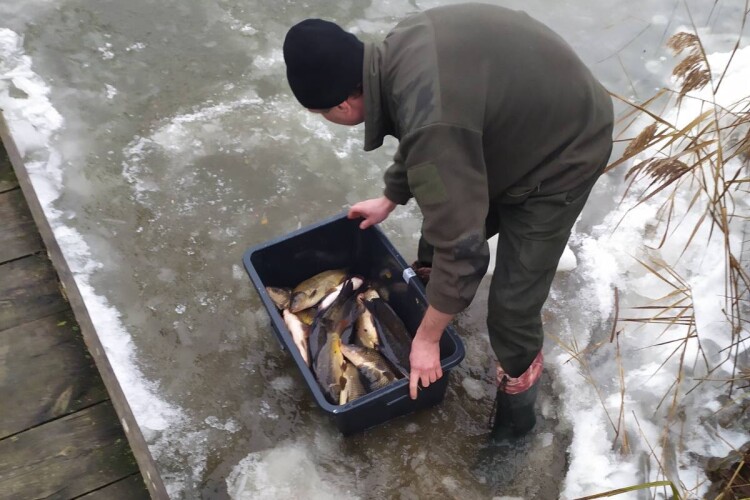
[266,269,413,405]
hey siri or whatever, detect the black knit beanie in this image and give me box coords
[283,19,364,109]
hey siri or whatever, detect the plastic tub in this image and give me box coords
[242,212,465,435]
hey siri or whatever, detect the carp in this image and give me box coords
[266,286,292,310]
[364,298,413,377]
[339,362,367,404]
[315,326,347,404]
[295,307,317,326]
[354,289,380,349]
[340,343,398,392]
[290,269,347,313]
[309,278,363,370]
[282,309,310,367]
[319,277,364,311]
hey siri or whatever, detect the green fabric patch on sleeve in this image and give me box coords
[407,162,448,206]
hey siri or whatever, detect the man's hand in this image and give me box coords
[409,335,442,399]
[348,196,396,229]
[409,306,453,399]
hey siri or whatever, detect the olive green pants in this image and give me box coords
[418,168,603,377]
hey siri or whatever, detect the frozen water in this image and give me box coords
[1,0,748,498]
[462,376,488,401]
[226,441,360,500]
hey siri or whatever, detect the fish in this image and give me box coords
[319,277,364,311]
[314,326,347,404]
[282,309,310,367]
[339,362,367,404]
[266,286,292,310]
[354,289,380,349]
[290,269,347,313]
[340,344,399,392]
[309,278,364,369]
[364,298,413,377]
[295,307,317,326]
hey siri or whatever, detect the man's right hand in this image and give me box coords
[347,196,396,229]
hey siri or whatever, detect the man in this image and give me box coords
[283,3,613,439]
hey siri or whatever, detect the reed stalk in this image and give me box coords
[562,16,750,498]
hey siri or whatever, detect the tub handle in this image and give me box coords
[402,267,416,283]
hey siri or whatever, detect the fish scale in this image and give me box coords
[340,343,398,392]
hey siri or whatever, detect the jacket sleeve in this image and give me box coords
[382,148,412,205]
[398,123,490,314]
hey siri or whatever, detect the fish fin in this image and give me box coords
[362,298,375,314]
[341,324,354,345]
[377,345,409,378]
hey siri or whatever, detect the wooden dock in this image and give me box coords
[0,140,150,498]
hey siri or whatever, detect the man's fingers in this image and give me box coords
[409,371,419,400]
[409,369,446,399]
[420,373,431,389]
[348,206,372,229]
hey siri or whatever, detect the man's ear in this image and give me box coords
[344,96,364,113]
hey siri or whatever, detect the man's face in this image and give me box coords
[309,95,365,126]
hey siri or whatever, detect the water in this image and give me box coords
[1,0,746,497]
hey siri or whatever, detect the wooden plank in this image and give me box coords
[0,141,18,193]
[78,474,150,500]
[0,311,110,438]
[0,188,44,264]
[0,254,69,332]
[0,401,140,499]
[0,121,170,498]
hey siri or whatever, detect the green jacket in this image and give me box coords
[363,3,613,314]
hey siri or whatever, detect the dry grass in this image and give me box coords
[560,17,750,499]
[610,23,750,394]
[667,32,712,101]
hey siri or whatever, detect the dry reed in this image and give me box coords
[564,19,750,499]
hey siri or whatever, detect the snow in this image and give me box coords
[2,7,748,500]
[556,46,750,499]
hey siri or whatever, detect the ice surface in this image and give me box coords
[2,0,748,498]
[0,24,203,493]
[538,432,554,448]
[227,442,360,500]
[462,376,488,400]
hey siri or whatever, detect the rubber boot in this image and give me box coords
[489,352,543,441]
[490,378,539,440]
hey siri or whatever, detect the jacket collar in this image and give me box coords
[363,41,394,151]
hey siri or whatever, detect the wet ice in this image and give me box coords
[1,0,748,498]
